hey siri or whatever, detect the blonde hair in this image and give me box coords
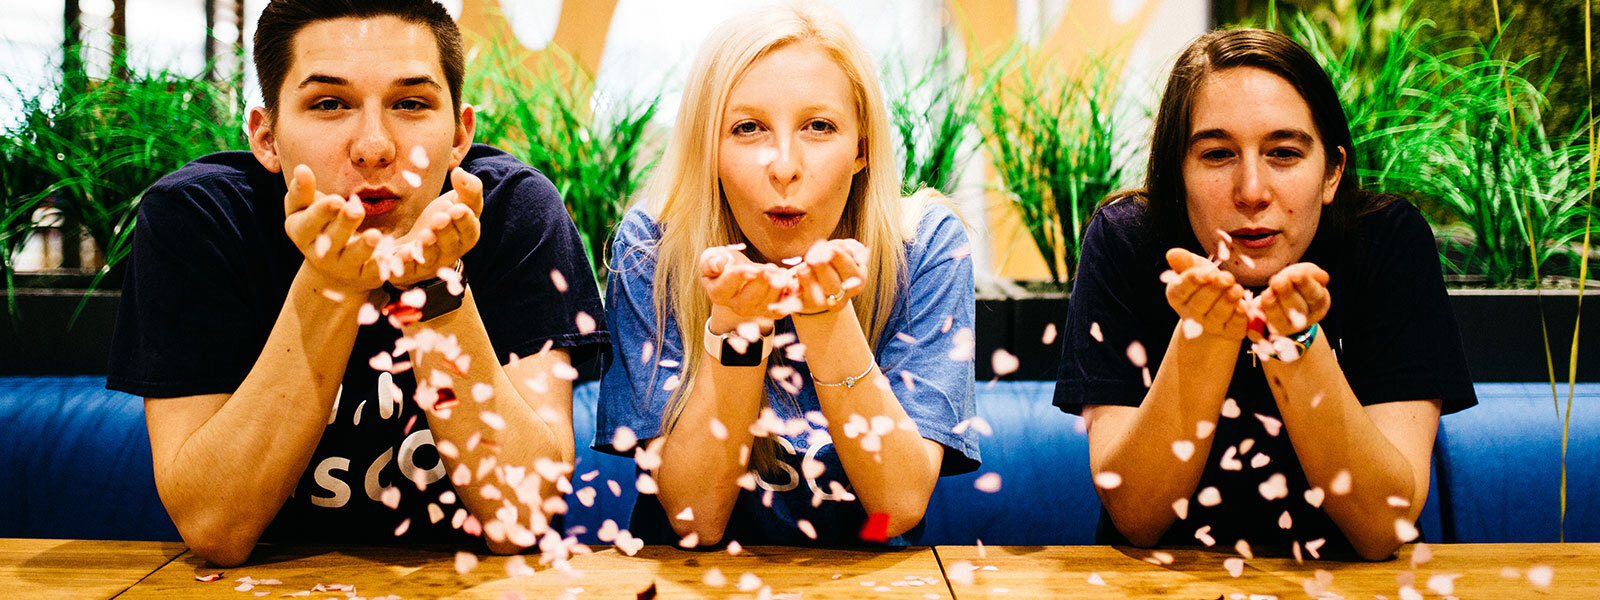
[639,3,908,473]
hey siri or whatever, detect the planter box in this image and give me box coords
[5,286,1595,383]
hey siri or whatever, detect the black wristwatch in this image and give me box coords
[383,260,465,324]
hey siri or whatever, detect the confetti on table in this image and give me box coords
[195,573,222,582]
[737,572,762,592]
[703,567,726,587]
[455,551,479,575]
[615,531,644,556]
[1224,557,1244,578]
[1527,564,1554,587]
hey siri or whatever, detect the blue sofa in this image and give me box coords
[2,377,1596,545]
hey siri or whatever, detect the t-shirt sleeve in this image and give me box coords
[593,210,680,454]
[875,204,981,475]
[1053,202,1157,414]
[106,176,271,398]
[469,165,608,365]
[1336,203,1477,414]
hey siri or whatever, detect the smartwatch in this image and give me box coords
[383,260,466,324]
[703,319,772,367]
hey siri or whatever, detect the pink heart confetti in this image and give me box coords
[1125,341,1148,368]
[409,145,431,169]
[394,518,411,536]
[1086,572,1105,586]
[1172,440,1196,462]
[798,519,818,539]
[1411,542,1432,567]
[1305,538,1325,559]
[575,312,596,334]
[401,170,422,188]
[726,540,742,555]
[615,531,644,556]
[1194,525,1215,546]
[195,574,222,582]
[1093,471,1123,489]
[1388,495,1412,508]
[1254,414,1283,436]
[1221,398,1241,418]
[1278,511,1292,529]
[1426,573,1460,596]
[552,362,580,381]
[1198,486,1222,507]
[1196,420,1215,439]
[612,427,637,452]
[381,486,401,509]
[1250,453,1271,469]
[1527,565,1554,587]
[1041,323,1058,345]
[1182,318,1205,339]
[1235,539,1253,560]
[314,234,332,259]
[703,567,726,587]
[1288,309,1307,331]
[1160,270,1182,285]
[1172,498,1189,520]
[636,473,658,495]
[1224,557,1244,578]
[974,472,1002,493]
[948,328,975,361]
[1259,473,1289,500]
[946,561,975,586]
[1220,446,1243,471]
[678,532,700,548]
[455,551,479,574]
[991,349,1020,376]
[480,411,506,430]
[428,503,445,523]
[1090,322,1104,342]
[1331,470,1352,495]
[737,572,762,592]
[1395,518,1419,543]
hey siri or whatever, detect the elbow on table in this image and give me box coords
[881,503,929,540]
[182,524,259,567]
[1100,503,1167,548]
[1347,531,1403,562]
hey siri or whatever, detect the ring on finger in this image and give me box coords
[826,290,846,306]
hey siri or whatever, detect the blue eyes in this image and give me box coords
[731,119,836,135]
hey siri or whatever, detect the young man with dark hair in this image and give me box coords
[107,0,605,566]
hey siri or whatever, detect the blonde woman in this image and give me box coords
[596,4,979,547]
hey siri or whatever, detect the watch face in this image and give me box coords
[720,337,765,367]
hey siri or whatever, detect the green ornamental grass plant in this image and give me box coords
[464,43,660,285]
[884,43,978,197]
[1,45,248,316]
[977,48,1140,284]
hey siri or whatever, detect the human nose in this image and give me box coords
[350,106,395,169]
[767,137,800,196]
[1233,156,1270,210]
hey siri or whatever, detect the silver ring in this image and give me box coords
[826,290,845,305]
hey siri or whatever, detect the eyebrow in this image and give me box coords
[725,103,841,116]
[1188,128,1315,146]
[296,74,443,91]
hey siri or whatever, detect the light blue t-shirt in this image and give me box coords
[595,202,980,545]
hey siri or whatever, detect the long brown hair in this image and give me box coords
[1106,28,1393,245]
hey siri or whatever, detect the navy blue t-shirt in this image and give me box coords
[1054,197,1476,556]
[107,144,607,545]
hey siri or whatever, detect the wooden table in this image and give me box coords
[7,539,1598,599]
[118,544,951,599]
[936,543,1600,599]
[0,538,187,600]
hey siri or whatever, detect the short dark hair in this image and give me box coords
[1118,28,1392,244]
[253,0,464,122]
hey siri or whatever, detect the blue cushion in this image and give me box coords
[921,381,1099,545]
[0,376,178,541]
[1436,383,1600,542]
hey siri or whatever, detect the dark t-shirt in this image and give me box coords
[107,144,607,545]
[1053,197,1476,555]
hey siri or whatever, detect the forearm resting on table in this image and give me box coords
[794,308,943,539]
[655,346,768,546]
[405,287,575,554]
[1086,328,1239,547]
[145,267,367,566]
[1262,334,1438,560]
